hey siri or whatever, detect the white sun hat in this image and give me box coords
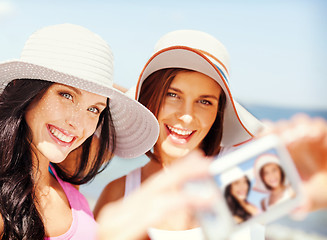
[135,30,263,147]
[253,154,282,193]
[220,166,248,191]
[0,23,159,158]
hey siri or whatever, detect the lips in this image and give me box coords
[47,124,76,146]
[165,124,195,144]
[269,180,280,186]
[236,191,247,198]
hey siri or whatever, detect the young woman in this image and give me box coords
[0,23,159,240]
[253,154,295,211]
[94,30,263,239]
[221,167,260,224]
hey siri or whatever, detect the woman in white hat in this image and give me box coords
[0,23,160,240]
[221,167,260,224]
[253,154,295,211]
[94,30,263,239]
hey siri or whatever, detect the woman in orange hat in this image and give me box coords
[94,29,263,239]
[253,154,295,211]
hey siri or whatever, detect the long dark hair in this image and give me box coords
[0,79,115,239]
[224,177,252,223]
[138,68,226,160]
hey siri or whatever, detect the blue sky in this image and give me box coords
[1,0,326,110]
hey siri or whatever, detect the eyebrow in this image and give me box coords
[64,85,82,95]
[63,85,107,107]
[169,87,219,101]
[95,102,107,108]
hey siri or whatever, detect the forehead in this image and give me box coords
[263,163,279,170]
[232,176,248,184]
[170,71,221,94]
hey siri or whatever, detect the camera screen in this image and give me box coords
[212,148,297,225]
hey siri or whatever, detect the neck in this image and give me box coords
[157,152,181,168]
[31,150,53,195]
[154,146,193,167]
[161,155,177,167]
[271,184,285,194]
[153,147,178,167]
[238,198,248,206]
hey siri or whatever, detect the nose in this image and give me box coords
[65,107,84,130]
[178,101,194,124]
[179,114,193,124]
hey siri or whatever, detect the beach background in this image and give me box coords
[1,0,327,239]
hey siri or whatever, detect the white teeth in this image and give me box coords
[167,125,193,136]
[49,126,74,143]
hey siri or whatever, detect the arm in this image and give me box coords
[96,151,214,240]
[93,176,126,219]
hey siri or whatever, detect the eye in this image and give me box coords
[167,92,178,98]
[88,106,100,114]
[60,92,73,101]
[198,99,212,105]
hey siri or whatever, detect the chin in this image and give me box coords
[161,141,190,159]
[38,142,71,162]
[269,182,280,188]
[41,149,68,164]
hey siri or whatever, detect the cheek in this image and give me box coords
[231,188,239,198]
[230,185,237,194]
[158,104,176,121]
[263,174,269,183]
[37,99,63,120]
[275,171,282,180]
[25,102,51,129]
[198,110,217,131]
[243,184,249,192]
[85,118,99,137]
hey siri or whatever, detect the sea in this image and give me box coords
[80,104,327,240]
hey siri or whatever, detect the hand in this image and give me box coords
[259,114,327,212]
[97,150,214,240]
[260,114,327,180]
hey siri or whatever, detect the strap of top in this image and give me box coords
[124,167,142,198]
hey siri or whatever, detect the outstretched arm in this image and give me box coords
[96,151,214,240]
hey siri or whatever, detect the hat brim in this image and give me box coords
[0,60,159,158]
[136,46,263,147]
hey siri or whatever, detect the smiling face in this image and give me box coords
[155,71,222,163]
[25,83,107,164]
[262,163,283,189]
[230,176,249,201]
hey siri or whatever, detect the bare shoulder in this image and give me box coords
[0,214,3,236]
[260,198,266,211]
[93,176,126,220]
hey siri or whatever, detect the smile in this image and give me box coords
[47,124,76,145]
[165,124,195,144]
[167,125,193,136]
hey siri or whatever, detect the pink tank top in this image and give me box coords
[45,165,98,240]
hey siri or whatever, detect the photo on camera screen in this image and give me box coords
[208,135,303,229]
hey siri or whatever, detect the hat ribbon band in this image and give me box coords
[214,64,229,86]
